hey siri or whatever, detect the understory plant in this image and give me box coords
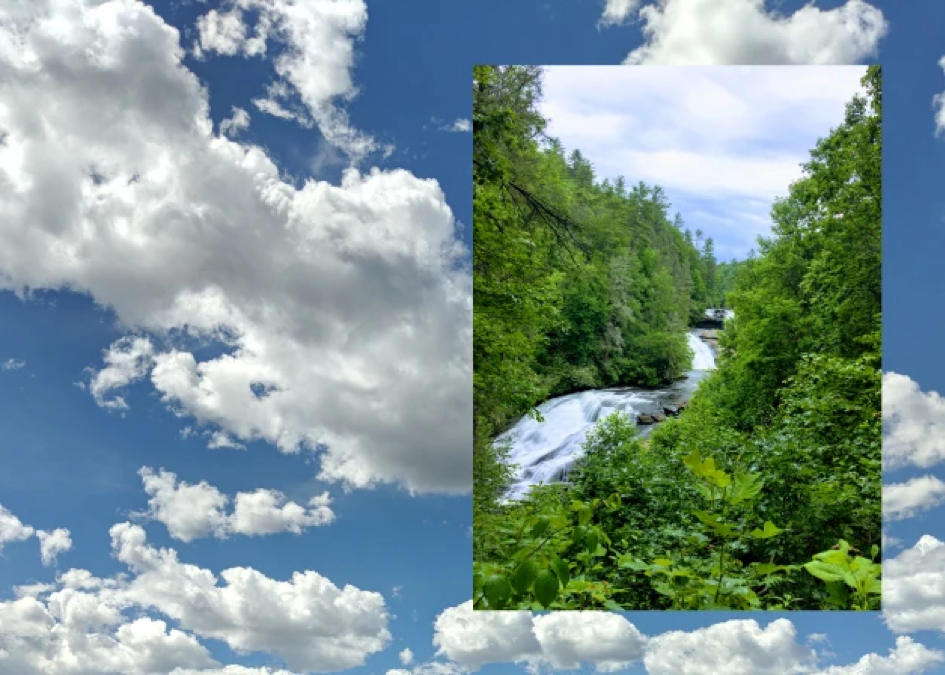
[614,449,796,609]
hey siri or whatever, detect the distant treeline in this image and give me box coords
[473,64,740,454]
[473,65,882,612]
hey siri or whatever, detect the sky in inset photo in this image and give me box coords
[539,65,865,262]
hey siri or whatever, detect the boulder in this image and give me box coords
[637,413,655,425]
[663,405,679,416]
[654,413,667,423]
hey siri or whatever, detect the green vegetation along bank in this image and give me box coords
[472,65,881,611]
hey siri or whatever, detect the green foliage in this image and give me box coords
[804,541,882,610]
[472,488,624,609]
[472,66,881,611]
[614,450,796,610]
[472,65,721,451]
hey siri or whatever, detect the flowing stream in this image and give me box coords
[498,330,718,502]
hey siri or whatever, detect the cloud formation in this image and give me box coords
[0,523,391,673]
[884,372,945,470]
[0,503,34,554]
[36,529,73,567]
[599,0,641,28]
[425,600,943,675]
[539,66,865,261]
[193,0,378,160]
[611,0,887,66]
[0,0,472,495]
[884,475,945,522]
[884,535,945,635]
[137,467,335,542]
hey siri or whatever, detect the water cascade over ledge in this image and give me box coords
[498,331,717,502]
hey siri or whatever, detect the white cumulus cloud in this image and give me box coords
[884,372,945,470]
[0,0,471,495]
[36,529,72,567]
[599,0,641,28]
[884,534,945,635]
[220,107,251,138]
[884,475,945,522]
[0,504,34,554]
[620,0,887,65]
[111,522,390,671]
[137,467,334,542]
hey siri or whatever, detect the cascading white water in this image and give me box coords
[688,332,716,371]
[498,331,716,501]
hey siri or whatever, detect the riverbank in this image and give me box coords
[497,331,717,501]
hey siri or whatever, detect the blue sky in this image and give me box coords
[539,66,865,262]
[1,1,945,674]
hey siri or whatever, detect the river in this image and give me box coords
[498,331,718,502]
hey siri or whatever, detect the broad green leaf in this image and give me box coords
[585,529,599,554]
[694,511,737,537]
[750,521,784,539]
[815,550,849,565]
[533,570,560,608]
[683,450,704,476]
[803,561,845,583]
[549,558,570,588]
[530,516,550,538]
[752,563,782,576]
[578,505,593,526]
[729,471,764,505]
[483,574,512,609]
[693,482,715,501]
[572,525,587,544]
[618,557,650,572]
[510,561,539,594]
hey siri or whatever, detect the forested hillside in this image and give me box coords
[473,65,881,612]
[473,65,729,460]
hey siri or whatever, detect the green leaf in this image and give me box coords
[473,572,484,594]
[585,529,599,554]
[729,471,764,505]
[483,574,512,609]
[530,516,551,538]
[803,561,845,583]
[572,525,587,544]
[683,449,705,477]
[510,561,539,594]
[815,549,849,565]
[750,521,784,539]
[752,563,782,576]
[578,505,593,526]
[871,544,879,560]
[533,570,560,608]
[693,511,737,537]
[549,558,570,588]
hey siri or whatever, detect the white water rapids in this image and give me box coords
[498,331,717,501]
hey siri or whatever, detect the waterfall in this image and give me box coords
[688,332,716,371]
[497,331,716,502]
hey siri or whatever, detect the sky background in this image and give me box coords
[1,1,945,674]
[539,66,866,262]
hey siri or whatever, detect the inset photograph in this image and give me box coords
[472,65,881,611]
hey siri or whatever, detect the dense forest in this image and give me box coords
[472,65,881,611]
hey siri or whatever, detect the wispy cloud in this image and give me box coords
[429,117,471,133]
[1,357,25,371]
[539,66,865,261]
